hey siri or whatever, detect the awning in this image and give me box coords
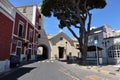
[77,45,103,51]
[87,45,103,51]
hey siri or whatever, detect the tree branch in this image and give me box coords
[74,25,80,28]
[67,26,79,40]
[87,12,92,34]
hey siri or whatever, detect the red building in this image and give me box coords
[0,9,13,60]
[0,0,41,72]
[0,0,15,73]
[11,6,41,61]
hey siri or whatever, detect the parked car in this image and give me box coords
[10,55,20,68]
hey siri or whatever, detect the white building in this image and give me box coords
[88,24,120,64]
[106,32,120,64]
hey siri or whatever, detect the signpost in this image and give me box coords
[94,40,99,67]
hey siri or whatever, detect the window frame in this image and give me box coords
[29,29,33,42]
[18,21,24,37]
[16,40,22,59]
[60,36,63,41]
[108,45,120,58]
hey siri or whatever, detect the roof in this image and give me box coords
[48,32,74,46]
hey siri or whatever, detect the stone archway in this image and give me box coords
[37,44,49,60]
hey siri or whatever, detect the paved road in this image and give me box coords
[0,60,120,80]
[58,61,120,80]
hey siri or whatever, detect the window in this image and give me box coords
[108,45,120,58]
[60,36,63,40]
[18,41,22,46]
[38,34,41,38]
[28,44,32,60]
[36,33,38,42]
[38,26,41,30]
[117,50,120,58]
[16,41,22,59]
[94,35,98,41]
[18,22,24,37]
[35,23,38,28]
[39,14,41,18]
[76,44,79,48]
[108,50,112,57]
[102,42,104,45]
[23,7,26,13]
[29,29,33,42]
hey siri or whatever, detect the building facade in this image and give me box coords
[48,31,79,60]
[17,5,51,60]
[48,25,120,64]
[105,32,120,64]
[11,5,43,62]
[88,25,120,64]
[0,0,43,73]
[0,0,15,73]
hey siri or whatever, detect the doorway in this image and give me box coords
[58,47,64,58]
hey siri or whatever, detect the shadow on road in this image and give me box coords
[0,67,36,80]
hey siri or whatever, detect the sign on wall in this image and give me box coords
[12,39,17,44]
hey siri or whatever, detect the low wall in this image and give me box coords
[0,59,10,74]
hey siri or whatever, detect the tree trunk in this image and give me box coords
[79,26,88,64]
[79,43,88,64]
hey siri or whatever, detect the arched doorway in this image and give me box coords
[37,45,49,60]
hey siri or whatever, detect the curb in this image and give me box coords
[79,66,120,77]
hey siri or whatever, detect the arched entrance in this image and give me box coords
[37,45,49,60]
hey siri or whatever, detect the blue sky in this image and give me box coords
[9,0,120,38]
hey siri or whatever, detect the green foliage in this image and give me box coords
[86,0,107,9]
[41,0,107,16]
[41,0,106,28]
[41,0,56,17]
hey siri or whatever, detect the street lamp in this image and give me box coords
[94,40,99,67]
